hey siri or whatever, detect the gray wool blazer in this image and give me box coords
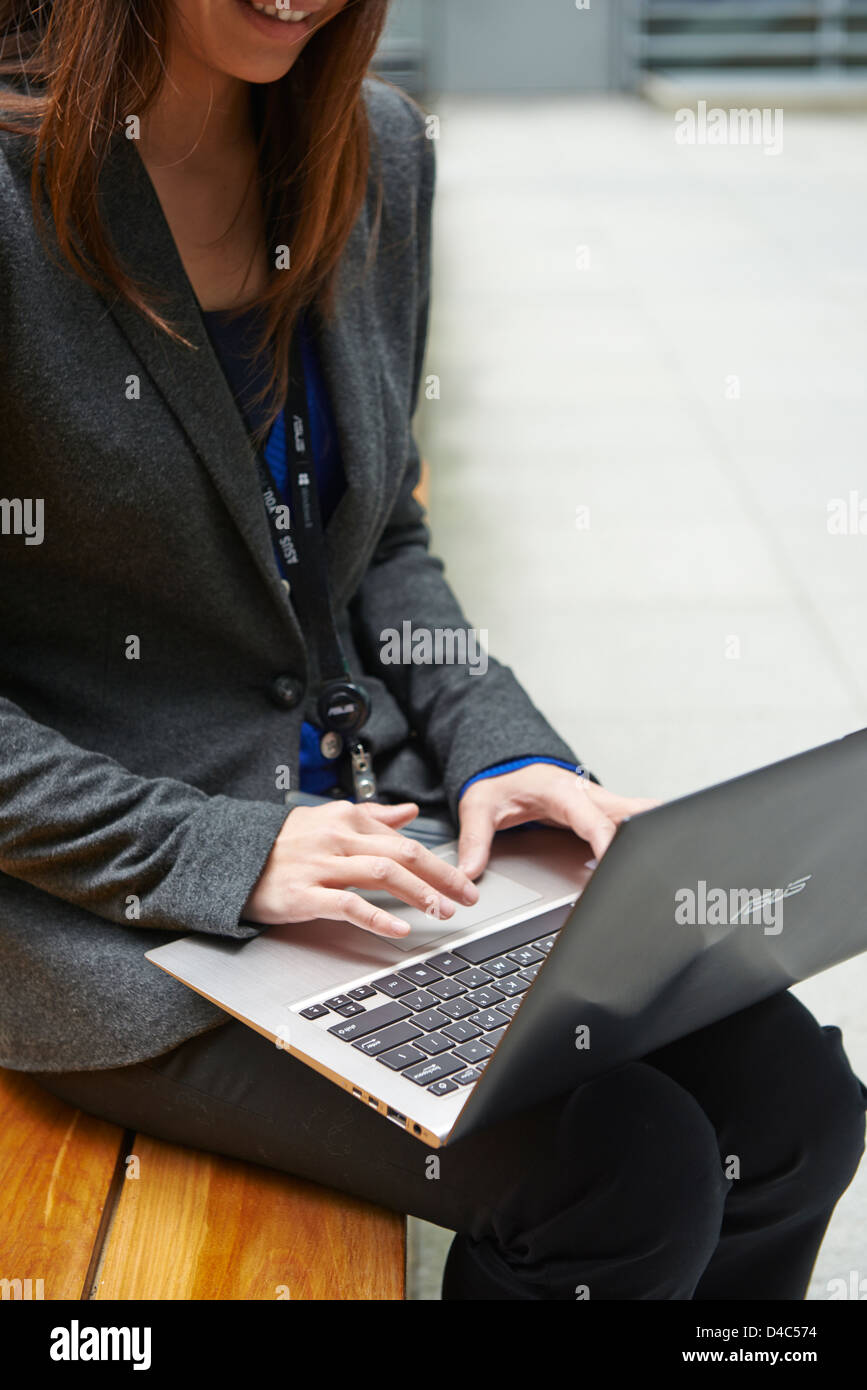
[0,77,582,1072]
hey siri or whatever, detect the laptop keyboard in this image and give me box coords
[294,916,561,1097]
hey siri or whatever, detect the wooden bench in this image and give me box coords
[0,1068,405,1300]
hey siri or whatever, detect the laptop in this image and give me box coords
[147,728,867,1147]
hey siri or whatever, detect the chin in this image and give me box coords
[188,0,318,85]
[219,0,318,81]
[217,49,308,84]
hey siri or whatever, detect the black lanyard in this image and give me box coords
[254,324,377,800]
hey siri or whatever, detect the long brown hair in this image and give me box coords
[0,0,392,442]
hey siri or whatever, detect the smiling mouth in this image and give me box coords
[246,2,313,20]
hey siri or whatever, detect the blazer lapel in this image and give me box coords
[313,253,388,613]
[98,131,387,629]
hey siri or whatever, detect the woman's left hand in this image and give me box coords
[457,764,661,878]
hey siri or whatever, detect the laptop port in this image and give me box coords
[386,1107,406,1127]
[351,1087,362,1099]
[368,1096,379,1109]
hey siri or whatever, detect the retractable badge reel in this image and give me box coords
[317,679,377,801]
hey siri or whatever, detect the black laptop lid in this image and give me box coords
[450,728,867,1145]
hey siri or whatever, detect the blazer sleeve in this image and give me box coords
[348,120,586,823]
[0,693,289,938]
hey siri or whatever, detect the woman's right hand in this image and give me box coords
[242,799,480,939]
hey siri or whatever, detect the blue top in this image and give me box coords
[202,304,346,793]
[201,304,578,801]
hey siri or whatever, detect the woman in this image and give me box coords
[0,0,863,1300]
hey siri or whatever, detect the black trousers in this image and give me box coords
[31,989,866,1300]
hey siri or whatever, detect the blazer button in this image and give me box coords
[270,675,303,709]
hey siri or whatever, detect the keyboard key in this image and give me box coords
[498,998,522,1018]
[473,1008,511,1031]
[425,952,466,976]
[352,1020,422,1056]
[454,1038,494,1064]
[437,997,478,1020]
[401,989,438,1012]
[496,976,530,998]
[323,994,353,1009]
[428,1078,459,1096]
[455,967,492,990]
[373,974,414,998]
[402,1054,465,1086]
[416,1031,453,1056]
[428,978,466,1001]
[377,1043,427,1071]
[507,946,543,967]
[398,964,443,987]
[521,962,542,981]
[455,920,556,966]
[299,1004,329,1020]
[327,1000,410,1042]
[442,1019,483,1044]
[486,1026,509,1048]
[533,935,559,954]
[334,1001,365,1016]
[466,987,504,1010]
[454,1067,482,1086]
[348,984,377,1001]
[484,956,519,978]
[412,1008,449,1032]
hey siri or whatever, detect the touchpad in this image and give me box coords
[356,849,543,952]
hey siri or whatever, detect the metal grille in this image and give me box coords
[625,0,867,77]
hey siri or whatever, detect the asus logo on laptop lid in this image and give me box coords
[674,875,812,936]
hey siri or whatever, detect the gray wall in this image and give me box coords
[382,0,623,94]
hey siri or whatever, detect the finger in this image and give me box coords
[351,801,420,834]
[550,785,618,860]
[584,786,661,819]
[572,810,616,861]
[458,799,496,879]
[342,833,479,905]
[322,855,465,920]
[307,887,411,939]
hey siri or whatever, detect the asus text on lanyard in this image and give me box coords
[253,325,377,801]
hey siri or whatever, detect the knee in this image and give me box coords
[558,1063,731,1274]
[707,993,866,1211]
[784,1023,866,1208]
[449,1063,731,1300]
